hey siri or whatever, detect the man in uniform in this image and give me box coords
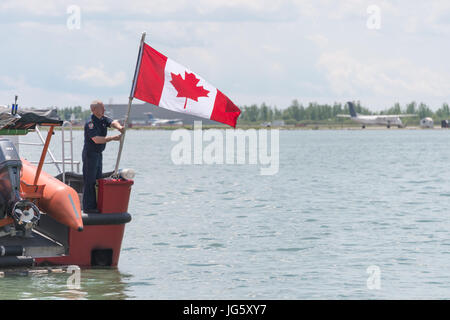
[82,100,124,213]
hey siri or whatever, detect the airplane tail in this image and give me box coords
[347,102,357,118]
[146,112,156,124]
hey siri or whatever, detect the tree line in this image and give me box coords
[237,100,450,124]
[57,106,91,122]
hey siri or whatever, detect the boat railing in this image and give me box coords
[61,121,78,183]
[19,121,80,183]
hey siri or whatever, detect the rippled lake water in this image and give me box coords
[1,129,450,299]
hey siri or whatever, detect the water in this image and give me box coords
[1,129,450,299]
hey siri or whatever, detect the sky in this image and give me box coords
[0,0,450,111]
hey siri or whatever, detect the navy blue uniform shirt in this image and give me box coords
[83,114,113,153]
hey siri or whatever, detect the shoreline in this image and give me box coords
[48,125,444,131]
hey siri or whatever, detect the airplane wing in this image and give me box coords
[397,114,418,118]
[153,118,183,125]
[379,114,417,119]
[336,114,351,118]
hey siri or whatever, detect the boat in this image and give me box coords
[0,104,133,268]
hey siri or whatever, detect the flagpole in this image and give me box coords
[113,31,146,177]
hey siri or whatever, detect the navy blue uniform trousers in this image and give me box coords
[82,149,102,210]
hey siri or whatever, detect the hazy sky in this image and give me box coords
[1,0,449,111]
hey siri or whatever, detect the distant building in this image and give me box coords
[420,117,434,128]
[105,102,219,126]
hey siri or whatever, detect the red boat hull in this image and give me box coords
[35,224,126,267]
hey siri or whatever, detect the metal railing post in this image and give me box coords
[61,123,65,183]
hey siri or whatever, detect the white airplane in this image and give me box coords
[145,112,183,126]
[337,102,416,128]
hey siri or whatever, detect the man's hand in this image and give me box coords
[94,134,121,144]
[111,134,122,141]
[111,120,125,133]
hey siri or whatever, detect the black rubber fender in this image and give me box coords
[0,245,24,257]
[82,212,132,226]
[0,256,34,268]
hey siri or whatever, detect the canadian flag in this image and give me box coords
[133,43,241,128]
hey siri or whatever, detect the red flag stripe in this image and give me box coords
[210,90,241,128]
[134,43,167,105]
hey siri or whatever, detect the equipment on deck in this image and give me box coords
[0,139,40,237]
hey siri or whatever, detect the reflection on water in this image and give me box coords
[0,268,133,300]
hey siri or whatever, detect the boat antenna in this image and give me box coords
[12,95,18,115]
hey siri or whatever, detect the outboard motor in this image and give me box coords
[0,139,40,236]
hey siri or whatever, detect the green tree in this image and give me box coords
[417,103,433,119]
[436,103,450,119]
[259,103,269,122]
[386,103,402,115]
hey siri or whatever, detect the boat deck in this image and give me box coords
[1,230,65,258]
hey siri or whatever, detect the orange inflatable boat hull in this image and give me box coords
[20,159,84,231]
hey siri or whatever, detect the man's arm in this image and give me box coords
[91,135,121,144]
[110,120,124,133]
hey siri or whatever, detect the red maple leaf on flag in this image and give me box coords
[170,71,210,109]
